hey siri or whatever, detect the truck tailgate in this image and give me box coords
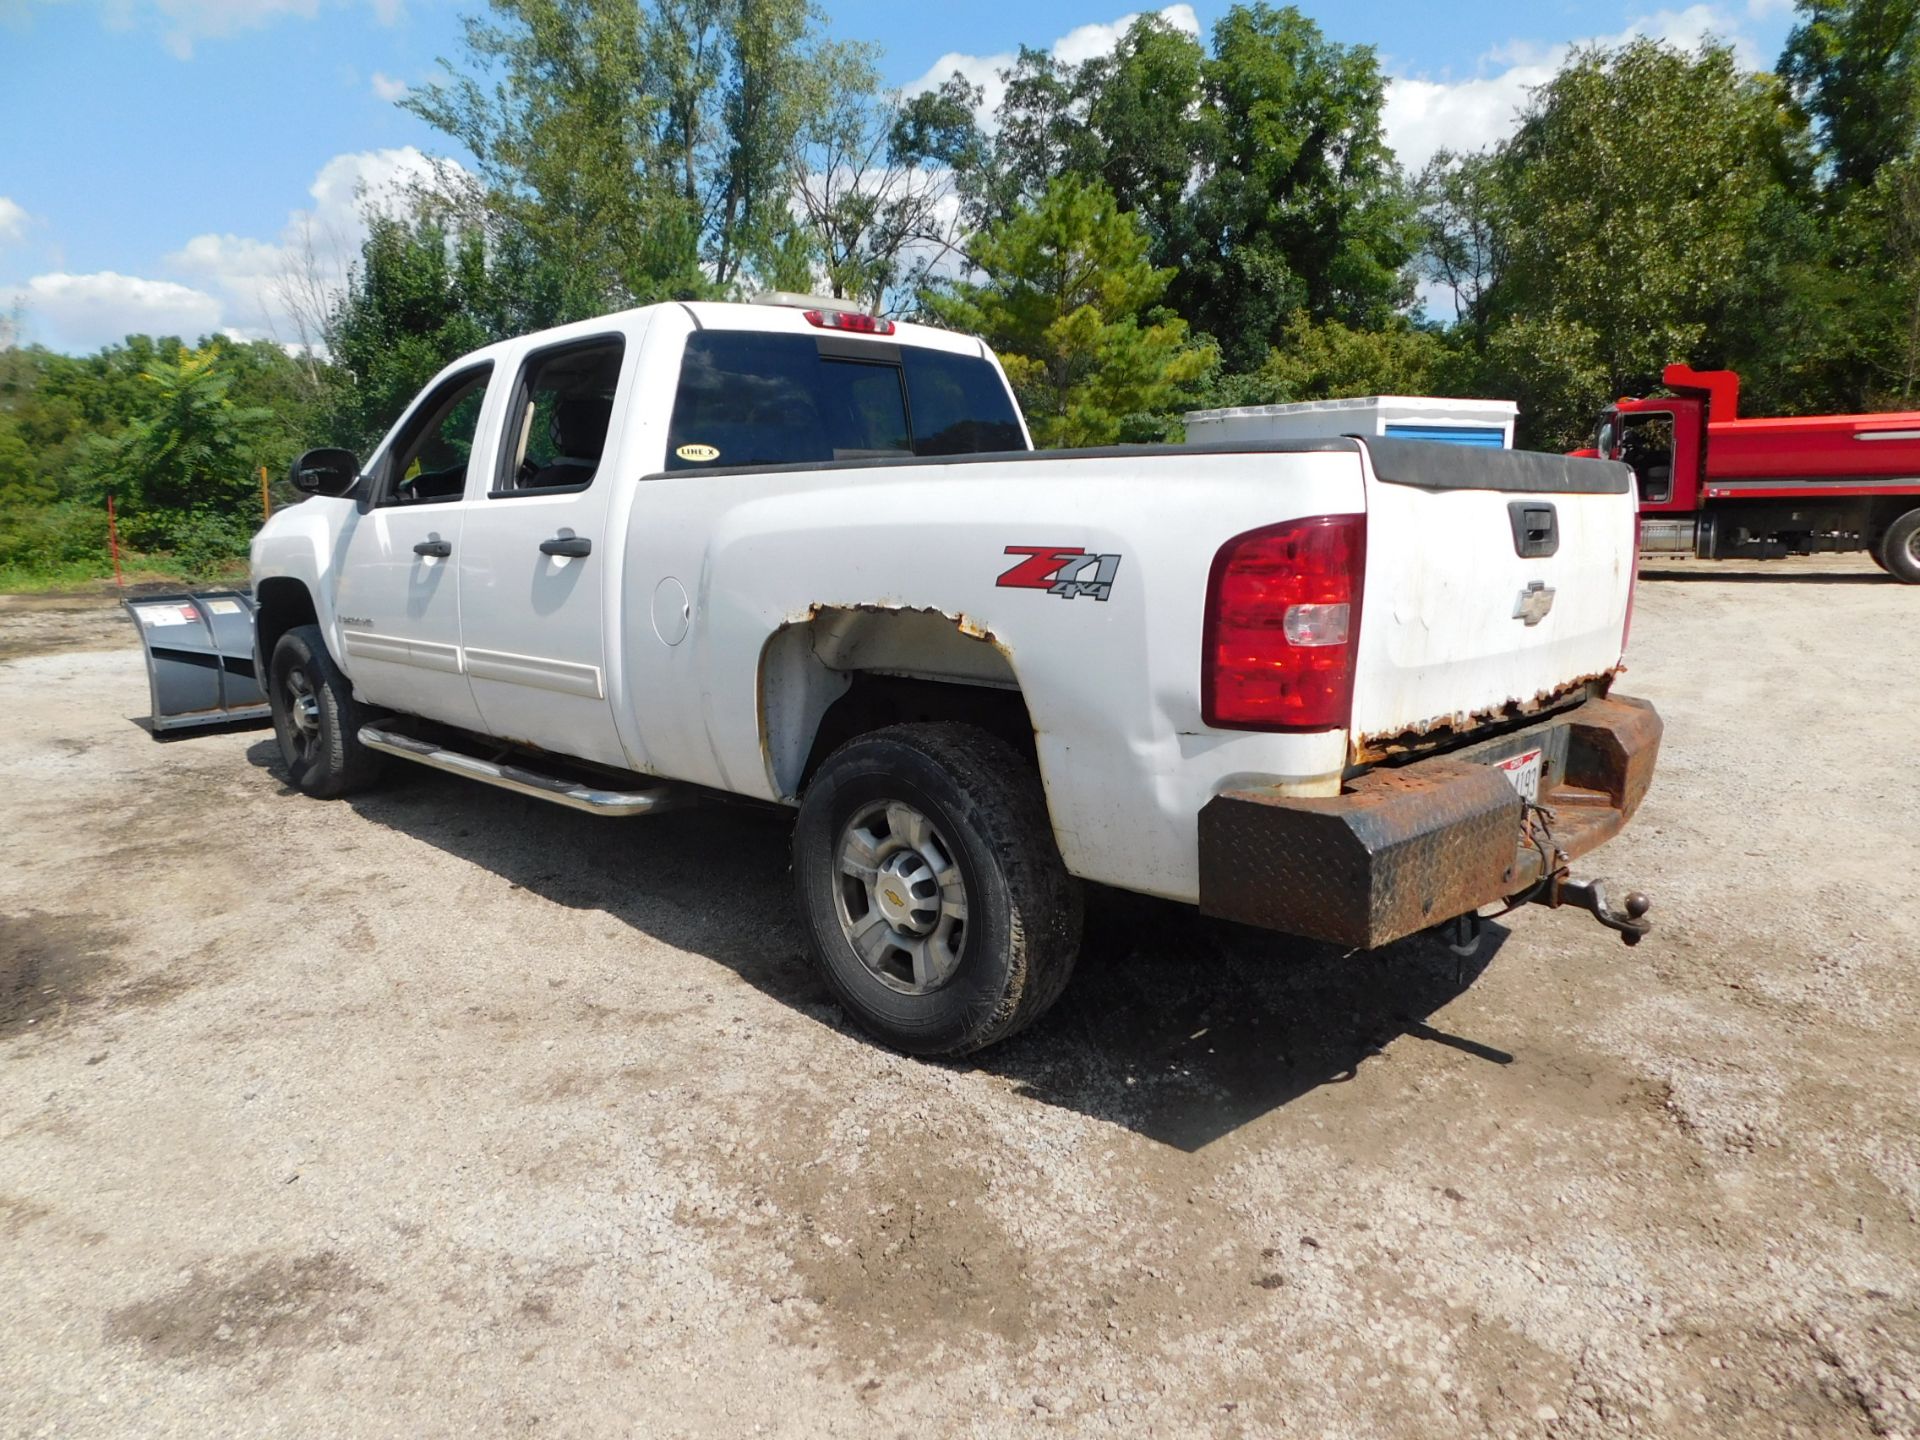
[1348,438,1637,751]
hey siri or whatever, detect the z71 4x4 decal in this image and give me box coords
[996,545,1122,602]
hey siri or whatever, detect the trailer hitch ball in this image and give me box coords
[1530,875,1654,946]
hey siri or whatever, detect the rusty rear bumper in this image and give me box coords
[1197,694,1662,949]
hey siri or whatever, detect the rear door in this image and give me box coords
[1348,438,1637,748]
[454,330,633,769]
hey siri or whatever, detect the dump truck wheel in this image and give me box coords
[1878,509,1920,583]
[268,624,386,798]
[793,723,1082,1056]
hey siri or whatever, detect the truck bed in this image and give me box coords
[1707,413,1920,482]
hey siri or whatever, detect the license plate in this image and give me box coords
[1496,747,1543,803]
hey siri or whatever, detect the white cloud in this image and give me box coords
[13,0,399,58]
[905,5,1200,128]
[164,146,458,343]
[153,0,318,57]
[1052,4,1198,65]
[0,197,33,247]
[901,5,1759,171]
[1383,5,1763,173]
[3,148,461,353]
[0,272,225,352]
[1382,64,1558,174]
[370,70,408,102]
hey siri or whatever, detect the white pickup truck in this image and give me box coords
[253,296,1661,1054]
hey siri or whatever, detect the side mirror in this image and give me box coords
[289,447,361,498]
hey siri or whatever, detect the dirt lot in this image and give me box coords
[1,557,1916,1439]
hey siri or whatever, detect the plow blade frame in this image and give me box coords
[124,589,270,733]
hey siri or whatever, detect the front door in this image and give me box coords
[333,363,495,732]
[455,332,632,769]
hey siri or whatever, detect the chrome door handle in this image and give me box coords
[413,539,452,558]
[540,536,592,558]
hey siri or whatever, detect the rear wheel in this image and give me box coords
[792,723,1082,1055]
[268,624,385,798]
[1879,508,1920,583]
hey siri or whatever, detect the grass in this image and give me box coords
[0,555,250,596]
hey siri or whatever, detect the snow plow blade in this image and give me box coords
[124,589,270,733]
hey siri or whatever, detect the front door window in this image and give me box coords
[382,367,492,505]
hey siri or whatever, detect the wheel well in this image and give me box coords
[801,673,1038,790]
[253,577,318,668]
[1869,498,1920,542]
[759,606,1038,799]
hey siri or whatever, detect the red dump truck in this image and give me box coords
[1594,365,1920,581]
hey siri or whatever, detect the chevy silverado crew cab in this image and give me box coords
[253,295,1661,1054]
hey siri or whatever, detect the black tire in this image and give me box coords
[792,723,1082,1056]
[1878,508,1920,583]
[268,624,386,798]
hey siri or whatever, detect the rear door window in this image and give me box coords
[493,335,625,495]
[664,330,1026,472]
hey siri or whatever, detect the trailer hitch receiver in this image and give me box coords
[1530,872,1653,946]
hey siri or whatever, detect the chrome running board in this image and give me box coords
[358,724,685,817]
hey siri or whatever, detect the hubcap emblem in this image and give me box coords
[835,800,970,994]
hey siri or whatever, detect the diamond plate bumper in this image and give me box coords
[1197,694,1661,948]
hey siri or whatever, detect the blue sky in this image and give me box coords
[0,0,1799,352]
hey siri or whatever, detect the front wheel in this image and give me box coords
[1877,508,1920,583]
[792,723,1082,1056]
[268,624,386,798]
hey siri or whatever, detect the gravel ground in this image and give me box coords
[0,555,1916,1439]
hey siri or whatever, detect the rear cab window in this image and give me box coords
[664,330,1026,472]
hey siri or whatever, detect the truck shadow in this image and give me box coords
[994,894,1511,1150]
[251,743,1512,1152]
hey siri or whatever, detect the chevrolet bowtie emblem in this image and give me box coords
[1513,581,1556,626]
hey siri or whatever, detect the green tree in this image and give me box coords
[1715,186,1869,414]
[1415,150,1509,341]
[902,7,1413,372]
[1475,40,1792,444]
[408,0,855,314]
[789,43,968,310]
[408,0,699,317]
[1781,0,1920,191]
[1,329,324,581]
[1251,313,1447,403]
[323,214,499,450]
[1183,3,1415,366]
[77,344,277,570]
[1825,155,1920,403]
[1081,17,1209,273]
[920,175,1214,446]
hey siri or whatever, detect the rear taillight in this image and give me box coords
[804,309,895,335]
[1202,514,1366,731]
